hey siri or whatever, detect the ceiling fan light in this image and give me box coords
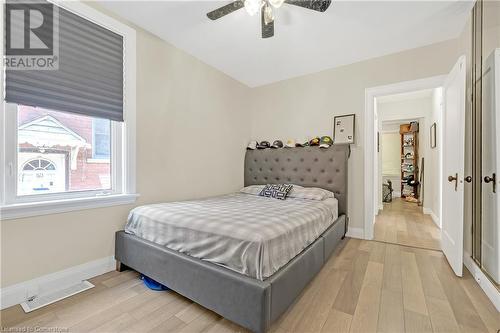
[264,4,274,25]
[269,0,285,8]
[244,0,261,16]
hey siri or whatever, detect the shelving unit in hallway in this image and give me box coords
[400,122,419,201]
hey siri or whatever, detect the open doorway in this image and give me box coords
[374,89,442,250]
[365,58,466,277]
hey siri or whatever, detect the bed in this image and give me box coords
[115,145,349,333]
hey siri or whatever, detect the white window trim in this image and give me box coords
[0,1,138,220]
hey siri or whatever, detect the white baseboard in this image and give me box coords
[463,252,500,312]
[393,191,401,198]
[423,207,440,228]
[346,227,364,239]
[0,256,115,310]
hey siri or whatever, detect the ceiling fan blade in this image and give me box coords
[207,1,245,20]
[285,0,331,12]
[261,6,274,38]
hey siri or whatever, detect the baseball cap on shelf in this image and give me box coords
[285,139,296,148]
[271,140,284,149]
[319,136,333,148]
[295,137,310,147]
[257,141,270,149]
[309,137,320,146]
[247,140,258,150]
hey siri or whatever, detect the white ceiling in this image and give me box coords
[99,1,473,87]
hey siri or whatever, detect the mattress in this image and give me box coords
[125,193,338,280]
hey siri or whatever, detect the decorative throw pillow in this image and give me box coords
[259,184,294,200]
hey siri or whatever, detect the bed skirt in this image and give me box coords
[115,214,346,333]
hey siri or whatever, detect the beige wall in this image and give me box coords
[428,88,443,223]
[381,133,400,176]
[249,39,462,232]
[1,18,252,287]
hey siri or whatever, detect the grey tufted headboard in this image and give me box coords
[244,145,349,216]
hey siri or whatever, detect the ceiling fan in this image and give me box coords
[206,0,331,39]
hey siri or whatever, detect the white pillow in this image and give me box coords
[240,185,265,195]
[288,186,335,201]
[241,184,334,201]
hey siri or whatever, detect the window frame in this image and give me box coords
[0,1,137,220]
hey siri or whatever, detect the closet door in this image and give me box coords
[442,56,466,277]
[481,49,500,283]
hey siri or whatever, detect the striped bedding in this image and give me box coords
[125,193,338,280]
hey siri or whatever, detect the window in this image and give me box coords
[1,1,137,219]
[92,118,111,160]
[17,105,112,195]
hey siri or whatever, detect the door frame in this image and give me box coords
[364,75,446,240]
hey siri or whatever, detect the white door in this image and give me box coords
[442,56,466,276]
[481,49,500,283]
[18,152,66,195]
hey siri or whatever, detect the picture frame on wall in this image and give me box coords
[430,122,437,148]
[333,114,355,144]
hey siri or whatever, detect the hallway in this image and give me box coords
[374,198,441,251]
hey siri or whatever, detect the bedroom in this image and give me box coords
[0,0,499,332]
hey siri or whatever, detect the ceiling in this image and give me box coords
[99,1,473,87]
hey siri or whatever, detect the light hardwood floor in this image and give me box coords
[1,238,498,333]
[375,198,441,250]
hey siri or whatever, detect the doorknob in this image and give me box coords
[448,173,458,191]
[464,176,472,183]
[484,173,496,193]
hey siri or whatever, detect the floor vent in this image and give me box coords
[20,281,94,313]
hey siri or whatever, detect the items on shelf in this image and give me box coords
[246,136,334,150]
[403,137,414,146]
[400,123,419,201]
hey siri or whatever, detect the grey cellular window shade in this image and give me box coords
[5,4,124,122]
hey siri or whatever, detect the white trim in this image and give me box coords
[346,227,364,239]
[0,256,115,310]
[463,252,500,312]
[364,75,446,241]
[0,193,138,220]
[423,207,441,228]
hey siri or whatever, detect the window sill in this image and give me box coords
[0,194,139,220]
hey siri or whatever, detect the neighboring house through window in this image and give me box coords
[92,118,111,160]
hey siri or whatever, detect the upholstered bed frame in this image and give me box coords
[115,145,349,333]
